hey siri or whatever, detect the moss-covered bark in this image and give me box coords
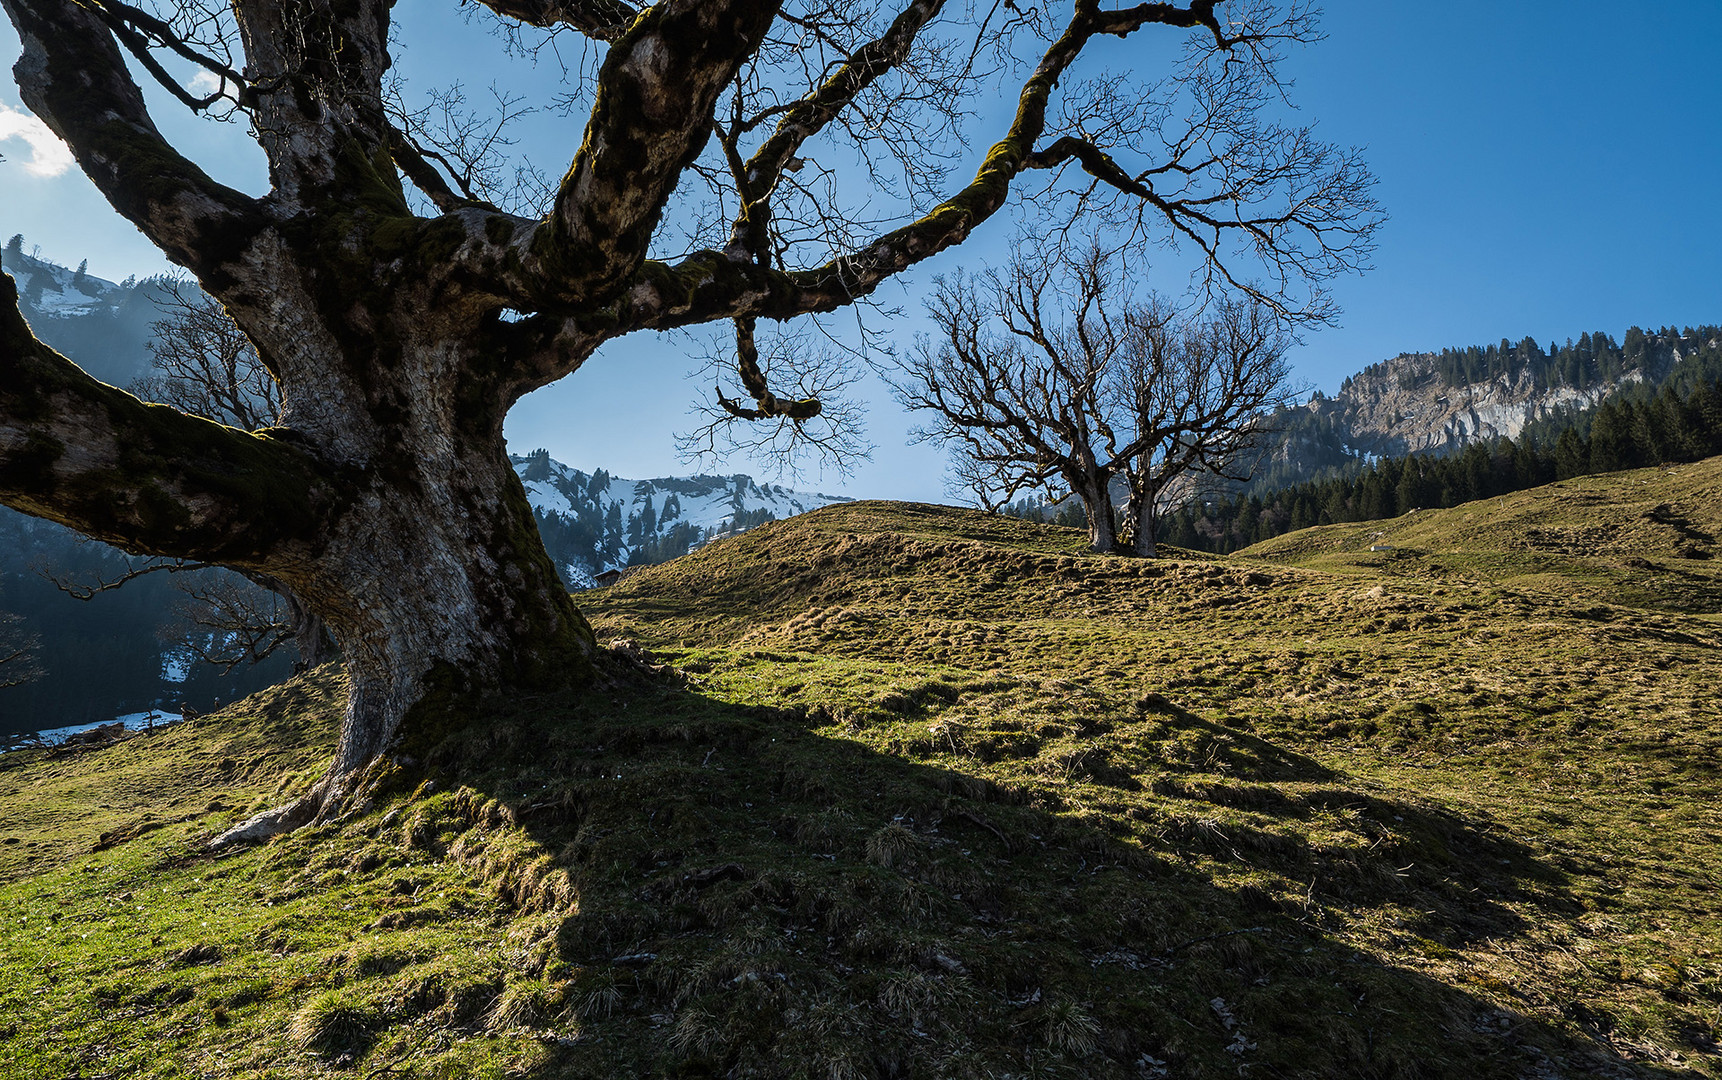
[5,268,596,834]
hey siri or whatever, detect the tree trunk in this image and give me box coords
[1130,493,1159,558]
[288,600,334,674]
[7,245,605,845]
[1074,474,1118,553]
[247,573,335,674]
[214,420,597,843]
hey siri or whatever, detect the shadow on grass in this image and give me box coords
[400,667,1684,1080]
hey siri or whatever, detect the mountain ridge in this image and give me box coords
[1,240,173,387]
[512,449,852,586]
[1255,324,1722,491]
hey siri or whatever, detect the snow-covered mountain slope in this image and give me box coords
[512,451,852,587]
[3,242,176,386]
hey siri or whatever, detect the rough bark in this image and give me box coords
[280,589,333,673]
[222,447,594,840]
[4,268,595,837]
[1129,491,1160,558]
[1075,473,1117,554]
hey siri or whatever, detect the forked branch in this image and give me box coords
[716,318,823,421]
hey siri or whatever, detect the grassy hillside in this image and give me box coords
[0,463,1718,1078]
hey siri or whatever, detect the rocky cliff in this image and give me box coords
[1256,326,1719,489]
[1308,358,1650,458]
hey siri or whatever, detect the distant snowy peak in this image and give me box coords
[3,248,123,317]
[3,245,178,386]
[515,453,848,528]
[510,451,852,582]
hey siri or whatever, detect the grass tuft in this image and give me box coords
[289,990,376,1055]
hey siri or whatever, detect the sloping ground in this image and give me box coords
[1241,457,1722,612]
[0,470,1717,1078]
[0,678,338,882]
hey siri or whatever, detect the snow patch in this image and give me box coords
[510,453,854,586]
[12,710,185,750]
[161,651,192,685]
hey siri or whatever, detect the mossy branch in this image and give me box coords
[715,318,823,422]
[0,273,337,567]
[536,0,1229,346]
[2,0,266,275]
[518,0,782,307]
[471,0,641,41]
[722,0,949,263]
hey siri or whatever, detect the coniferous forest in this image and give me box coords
[1163,374,1722,554]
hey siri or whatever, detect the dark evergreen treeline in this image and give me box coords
[1344,324,1719,394]
[996,492,1089,530]
[1162,377,1722,554]
[1234,324,1722,499]
[0,509,293,735]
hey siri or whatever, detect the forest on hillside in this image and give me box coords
[1164,374,1722,554]
[0,511,294,734]
[1000,328,1722,554]
[1238,323,1722,496]
[1344,323,1720,394]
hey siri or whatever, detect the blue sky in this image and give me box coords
[3,3,1719,503]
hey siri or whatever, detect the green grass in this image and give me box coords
[1,463,1720,1077]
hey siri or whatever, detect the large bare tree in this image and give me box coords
[0,0,1377,838]
[888,245,1295,554]
[1114,293,1297,555]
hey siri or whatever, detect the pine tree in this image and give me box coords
[603,500,625,563]
[1553,428,1587,478]
[1587,403,1629,472]
[1395,460,1423,511]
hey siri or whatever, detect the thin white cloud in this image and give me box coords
[0,103,73,178]
[187,70,222,96]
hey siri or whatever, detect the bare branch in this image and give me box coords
[84,0,258,116]
[131,281,282,429]
[385,80,548,215]
[515,0,784,307]
[716,318,824,421]
[166,572,298,673]
[678,317,872,478]
[722,0,950,263]
[574,0,1333,339]
[389,126,480,214]
[47,556,213,601]
[464,0,641,42]
[1,0,267,273]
